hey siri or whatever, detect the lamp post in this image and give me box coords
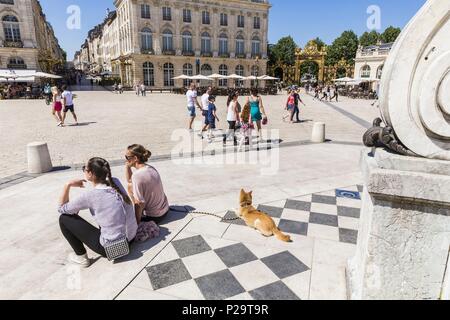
[254,56,259,88]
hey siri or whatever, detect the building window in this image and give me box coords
[183,63,193,87]
[254,16,261,29]
[200,64,212,86]
[219,64,228,87]
[7,56,26,69]
[218,33,228,56]
[162,29,173,52]
[235,65,245,87]
[183,9,192,23]
[141,28,153,51]
[202,11,210,25]
[3,15,21,42]
[141,4,151,19]
[376,65,384,79]
[163,62,174,87]
[0,0,15,4]
[143,62,154,86]
[251,36,261,57]
[162,7,171,21]
[237,15,245,28]
[220,13,228,26]
[201,32,211,54]
[182,31,193,53]
[236,35,245,56]
[361,65,371,78]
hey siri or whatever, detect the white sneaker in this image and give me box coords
[68,253,91,268]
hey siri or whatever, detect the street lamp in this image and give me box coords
[254,56,259,88]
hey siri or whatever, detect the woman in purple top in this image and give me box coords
[58,157,138,268]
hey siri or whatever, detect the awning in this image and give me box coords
[0,69,37,82]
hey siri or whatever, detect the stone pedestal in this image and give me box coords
[311,122,325,143]
[27,142,53,174]
[347,149,450,300]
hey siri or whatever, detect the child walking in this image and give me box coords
[238,102,253,152]
[206,95,219,143]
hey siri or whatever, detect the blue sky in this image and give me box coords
[40,0,427,60]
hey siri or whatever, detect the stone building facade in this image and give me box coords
[354,42,393,81]
[0,0,65,72]
[75,0,271,88]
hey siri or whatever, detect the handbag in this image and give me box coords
[262,117,268,125]
[104,200,130,261]
[104,236,130,261]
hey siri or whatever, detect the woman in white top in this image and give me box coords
[223,92,240,146]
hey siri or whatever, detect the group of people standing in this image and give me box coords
[134,82,147,97]
[185,83,268,151]
[45,83,78,127]
[58,144,169,268]
[112,82,124,94]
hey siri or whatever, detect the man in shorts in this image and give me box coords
[199,86,212,138]
[61,85,78,126]
[186,82,202,131]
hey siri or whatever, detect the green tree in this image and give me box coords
[359,30,381,47]
[325,30,359,66]
[381,26,401,43]
[269,36,298,66]
[311,37,326,51]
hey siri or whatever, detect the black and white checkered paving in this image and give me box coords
[125,186,363,300]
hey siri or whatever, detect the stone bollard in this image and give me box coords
[27,142,53,174]
[311,122,326,143]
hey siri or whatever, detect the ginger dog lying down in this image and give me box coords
[239,189,291,242]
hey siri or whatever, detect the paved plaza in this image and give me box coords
[0,89,378,179]
[0,90,378,300]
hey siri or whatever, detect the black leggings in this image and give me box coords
[59,214,106,257]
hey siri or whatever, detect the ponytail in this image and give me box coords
[104,162,132,205]
[87,157,132,205]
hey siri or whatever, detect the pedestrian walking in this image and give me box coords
[199,86,213,138]
[238,102,254,152]
[52,86,64,127]
[291,88,306,123]
[186,82,202,131]
[206,95,219,143]
[135,82,141,96]
[118,83,123,94]
[61,85,78,126]
[223,92,240,146]
[246,88,267,142]
[283,89,295,123]
[140,83,146,96]
[113,82,118,94]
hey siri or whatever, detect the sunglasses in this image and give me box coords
[82,166,88,172]
[125,155,135,161]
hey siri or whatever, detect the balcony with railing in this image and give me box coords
[7,63,27,69]
[201,51,212,57]
[182,50,195,56]
[162,49,176,56]
[3,40,24,48]
[141,48,155,55]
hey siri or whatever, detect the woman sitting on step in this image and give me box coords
[125,144,170,225]
[58,157,138,268]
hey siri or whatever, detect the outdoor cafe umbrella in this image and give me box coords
[190,74,214,81]
[334,77,354,86]
[227,74,245,80]
[172,74,191,80]
[33,71,62,79]
[257,75,279,80]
